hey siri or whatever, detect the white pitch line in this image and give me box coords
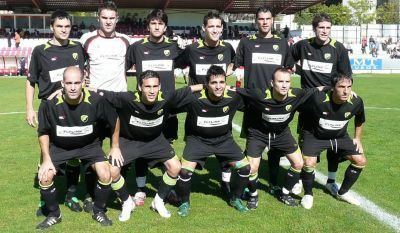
[0,111,26,115]
[232,122,400,232]
[365,106,400,111]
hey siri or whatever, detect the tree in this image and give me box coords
[376,2,400,24]
[294,3,352,26]
[347,0,376,25]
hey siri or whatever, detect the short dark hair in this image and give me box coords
[255,6,274,20]
[138,70,160,87]
[50,10,72,26]
[203,10,223,26]
[331,73,353,87]
[147,9,168,26]
[206,65,226,83]
[312,13,332,30]
[272,67,292,81]
[98,1,118,16]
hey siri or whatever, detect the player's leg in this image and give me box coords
[300,156,318,209]
[83,166,96,213]
[151,155,181,218]
[176,160,197,217]
[133,158,148,206]
[220,163,232,198]
[110,164,135,222]
[229,158,251,213]
[278,147,303,207]
[64,159,83,212]
[325,149,340,196]
[267,149,281,193]
[92,161,113,226]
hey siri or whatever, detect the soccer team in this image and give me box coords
[26,1,367,230]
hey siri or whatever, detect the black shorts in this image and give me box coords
[50,141,106,171]
[116,134,175,168]
[182,135,244,169]
[300,130,362,158]
[162,114,178,142]
[245,128,298,158]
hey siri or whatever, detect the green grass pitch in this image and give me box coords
[0,74,399,232]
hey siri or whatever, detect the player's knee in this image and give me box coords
[352,154,367,167]
[292,159,304,171]
[248,158,260,173]
[166,158,181,177]
[303,156,317,167]
[39,176,54,188]
[95,162,111,183]
[110,166,121,181]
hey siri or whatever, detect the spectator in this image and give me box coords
[18,57,26,76]
[88,23,96,32]
[79,21,86,29]
[14,31,21,48]
[361,36,367,54]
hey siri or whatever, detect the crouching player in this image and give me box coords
[95,70,203,219]
[36,67,119,229]
[300,74,366,209]
[235,67,326,208]
[175,65,251,217]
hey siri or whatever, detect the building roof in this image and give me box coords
[2,0,325,14]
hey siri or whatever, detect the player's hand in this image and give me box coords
[109,147,124,167]
[47,88,62,100]
[226,85,236,92]
[38,160,56,183]
[26,108,38,128]
[353,138,364,154]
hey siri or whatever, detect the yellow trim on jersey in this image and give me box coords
[157,90,164,101]
[69,40,76,45]
[273,34,281,39]
[264,89,272,100]
[250,34,257,40]
[43,42,51,50]
[134,92,141,102]
[288,89,296,97]
[199,89,207,99]
[83,89,91,104]
[323,92,330,102]
[223,89,232,98]
[197,39,205,48]
[329,39,337,48]
[56,95,64,105]
[142,37,149,44]
[220,40,225,47]
[347,94,354,105]
[164,36,171,44]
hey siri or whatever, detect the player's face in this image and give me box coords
[207,75,226,99]
[333,79,352,103]
[148,19,167,40]
[51,18,71,41]
[62,70,83,101]
[140,77,160,104]
[256,11,273,35]
[98,9,118,36]
[203,18,222,43]
[272,71,291,96]
[314,21,331,44]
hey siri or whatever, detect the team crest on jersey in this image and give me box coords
[324,53,331,60]
[273,45,279,51]
[72,53,78,60]
[344,112,351,118]
[223,106,229,113]
[81,115,89,123]
[164,50,170,56]
[285,105,292,112]
[218,54,224,61]
[158,109,164,115]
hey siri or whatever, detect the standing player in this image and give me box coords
[36,67,119,229]
[291,13,352,198]
[125,9,182,206]
[80,0,131,211]
[175,10,236,196]
[26,10,85,215]
[234,68,326,208]
[80,1,130,92]
[95,70,202,219]
[233,6,294,207]
[299,74,366,209]
[175,65,251,217]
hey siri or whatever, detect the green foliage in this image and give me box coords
[348,0,376,25]
[294,3,352,26]
[376,2,400,24]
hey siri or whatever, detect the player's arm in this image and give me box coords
[25,80,37,127]
[353,122,364,153]
[189,84,204,92]
[233,39,245,81]
[226,63,234,77]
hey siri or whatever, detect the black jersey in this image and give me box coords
[100,87,192,141]
[176,39,235,85]
[126,37,182,91]
[302,91,365,139]
[176,89,244,142]
[28,40,85,99]
[38,89,117,150]
[291,37,352,89]
[237,87,319,134]
[234,34,294,90]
